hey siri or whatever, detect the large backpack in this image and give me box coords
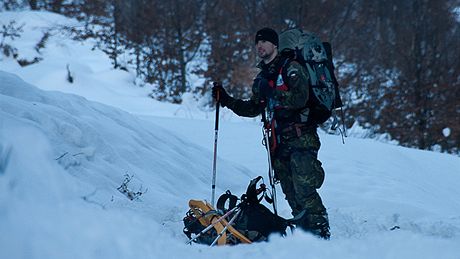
[278,28,343,124]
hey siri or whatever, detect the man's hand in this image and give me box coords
[212,82,230,107]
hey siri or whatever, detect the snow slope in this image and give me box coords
[1,10,460,259]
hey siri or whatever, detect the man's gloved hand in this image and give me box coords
[256,77,274,101]
[212,81,230,107]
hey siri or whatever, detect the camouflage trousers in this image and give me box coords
[273,129,330,236]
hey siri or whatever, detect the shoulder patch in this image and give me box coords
[287,66,299,78]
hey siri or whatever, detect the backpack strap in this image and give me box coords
[323,41,343,108]
[304,62,318,86]
[216,190,238,213]
[242,176,268,205]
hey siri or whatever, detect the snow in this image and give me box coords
[443,128,451,138]
[1,10,460,259]
[454,6,460,23]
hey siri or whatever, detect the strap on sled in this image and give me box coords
[216,190,238,213]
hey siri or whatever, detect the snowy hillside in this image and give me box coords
[1,10,460,259]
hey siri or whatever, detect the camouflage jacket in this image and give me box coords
[225,55,310,125]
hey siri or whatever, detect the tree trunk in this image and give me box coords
[28,0,38,10]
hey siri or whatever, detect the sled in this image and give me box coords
[188,199,252,245]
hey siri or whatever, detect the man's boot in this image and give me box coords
[298,212,330,240]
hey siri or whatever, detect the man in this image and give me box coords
[212,27,330,239]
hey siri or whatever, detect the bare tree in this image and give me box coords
[343,0,460,153]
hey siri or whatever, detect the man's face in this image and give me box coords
[256,40,276,60]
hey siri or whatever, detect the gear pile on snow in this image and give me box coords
[183,176,302,246]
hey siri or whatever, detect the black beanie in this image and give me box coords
[255,27,278,47]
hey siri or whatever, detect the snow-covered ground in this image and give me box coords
[1,10,460,259]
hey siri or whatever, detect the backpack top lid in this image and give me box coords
[278,28,327,62]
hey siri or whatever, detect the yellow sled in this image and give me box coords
[188,199,252,245]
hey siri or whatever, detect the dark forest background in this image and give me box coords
[1,0,459,154]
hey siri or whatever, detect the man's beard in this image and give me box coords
[258,49,272,59]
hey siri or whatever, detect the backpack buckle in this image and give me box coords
[295,125,302,137]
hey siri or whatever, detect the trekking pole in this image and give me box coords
[261,110,278,216]
[211,89,220,207]
[210,208,242,247]
[185,205,239,245]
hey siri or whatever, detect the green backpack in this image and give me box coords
[279,28,343,124]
